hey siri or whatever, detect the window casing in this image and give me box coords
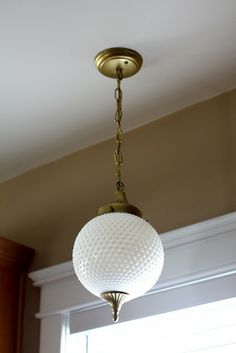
[29,212,236,353]
[67,297,236,353]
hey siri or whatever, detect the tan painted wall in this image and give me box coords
[1,89,236,270]
[0,88,236,352]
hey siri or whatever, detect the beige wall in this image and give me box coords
[0,88,236,352]
[1,88,236,270]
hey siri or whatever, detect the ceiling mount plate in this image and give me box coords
[95,47,143,79]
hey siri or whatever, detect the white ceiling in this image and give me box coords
[1,0,236,182]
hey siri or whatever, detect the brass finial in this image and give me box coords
[101,291,129,322]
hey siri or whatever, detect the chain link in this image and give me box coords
[114,68,124,191]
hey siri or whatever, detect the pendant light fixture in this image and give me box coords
[72,48,164,322]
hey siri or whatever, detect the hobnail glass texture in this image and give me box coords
[72,213,164,299]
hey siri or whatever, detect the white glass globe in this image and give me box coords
[72,212,164,300]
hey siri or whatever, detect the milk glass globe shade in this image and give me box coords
[72,212,164,300]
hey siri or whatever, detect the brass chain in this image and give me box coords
[114,68,124,191]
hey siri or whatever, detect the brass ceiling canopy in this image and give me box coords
[95,47,143,78]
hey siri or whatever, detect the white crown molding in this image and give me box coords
[29,211,236,287]
[162,211,236,249]
[30,261,73,287]
[34,263,236,320]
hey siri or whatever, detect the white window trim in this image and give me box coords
[29,212,236,353]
